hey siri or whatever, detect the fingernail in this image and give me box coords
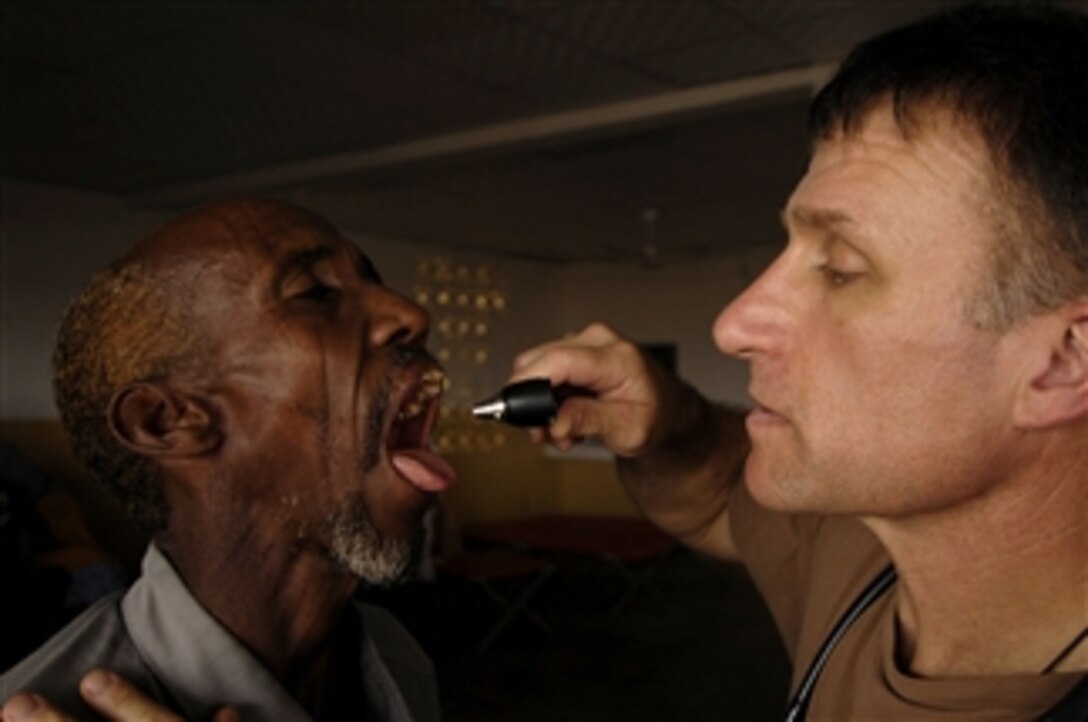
[5,693,41,720]
[82,668,113,695]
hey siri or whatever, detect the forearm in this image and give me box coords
[617,386,748,560]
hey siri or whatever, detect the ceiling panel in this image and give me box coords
[6,0,1074,265]
[499,1,735,59]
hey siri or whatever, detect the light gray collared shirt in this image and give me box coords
[1,545,440,721]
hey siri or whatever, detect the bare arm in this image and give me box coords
[616,387,748,560]
[511,323,749,560]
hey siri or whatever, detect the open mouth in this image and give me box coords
[387,367,457,494]
[392,367,445,444]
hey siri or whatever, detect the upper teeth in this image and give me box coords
[398,369,448,421]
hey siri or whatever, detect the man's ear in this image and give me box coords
[1015,303,1088,429]
[107,382,223,458]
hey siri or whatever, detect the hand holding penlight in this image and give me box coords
[472,378,586,428]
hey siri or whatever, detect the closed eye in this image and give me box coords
[295,282,340,303]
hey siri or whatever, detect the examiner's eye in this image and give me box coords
[818,264,862,287]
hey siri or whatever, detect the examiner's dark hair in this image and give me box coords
[53,260,202,534]
[809,4,1088,328]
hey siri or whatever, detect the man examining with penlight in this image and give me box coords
[506,5,1088,721]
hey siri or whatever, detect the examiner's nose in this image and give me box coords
[712,256,790,360]
[366,285,430,348]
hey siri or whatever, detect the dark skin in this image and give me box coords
[3,199,447,718]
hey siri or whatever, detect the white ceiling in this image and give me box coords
[6,1,1065,265]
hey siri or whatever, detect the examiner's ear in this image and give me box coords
[1015,304,1088,429]
[108,382,223,457]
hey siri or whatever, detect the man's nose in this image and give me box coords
[712,255,791,360]
[365,285,430,348]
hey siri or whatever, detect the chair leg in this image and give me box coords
[604,556,667,617]
[475,565,554,652]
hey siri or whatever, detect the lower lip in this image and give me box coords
[746,407,788,429]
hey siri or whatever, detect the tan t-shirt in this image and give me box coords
[729,481,1084,721]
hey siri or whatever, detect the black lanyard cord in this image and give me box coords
[784,564,898,722]
[782,564,1088,722]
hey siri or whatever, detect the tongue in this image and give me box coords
[390,449,457,493]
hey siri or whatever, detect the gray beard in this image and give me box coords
[326,503,417,586]
[334,343,435,585]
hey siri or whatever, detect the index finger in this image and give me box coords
[77,671,240,722]
[79,669,183,721]
[511,323,621,377]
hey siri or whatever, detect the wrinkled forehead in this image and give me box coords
[132,199,377,289]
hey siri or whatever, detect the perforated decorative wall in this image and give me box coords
[413,256,508,453]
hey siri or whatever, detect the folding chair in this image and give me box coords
[438,550,554,651]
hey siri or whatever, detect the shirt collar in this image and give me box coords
[121,544,393,721]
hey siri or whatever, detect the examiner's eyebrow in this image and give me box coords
[780,206,857,233]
